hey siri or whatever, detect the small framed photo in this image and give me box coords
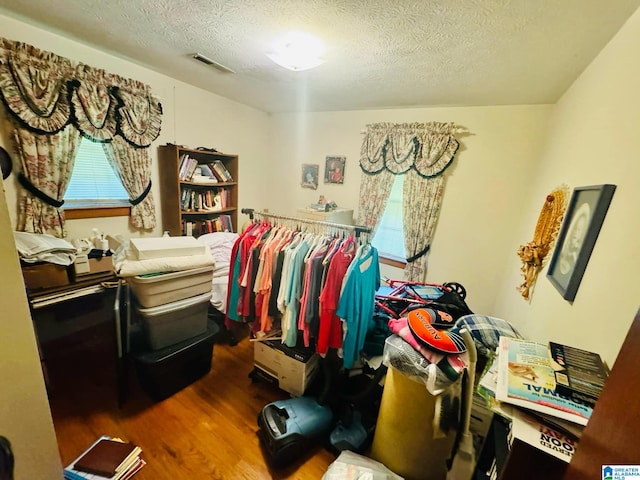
[301,164,319,190]
[324,156,345,184]
[546,184,616,302]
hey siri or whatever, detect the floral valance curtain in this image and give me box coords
[360,122,461,178]
[0,39,162,146]
[0,38,162,235]
[359,122,463,282]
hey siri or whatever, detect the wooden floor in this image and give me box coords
[44,320,336,479]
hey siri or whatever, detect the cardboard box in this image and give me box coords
[21,262,70,290]
[253,340,320,397]
[72,256,114,279]
[88,257,114,274]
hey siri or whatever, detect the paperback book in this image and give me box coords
[548,341,608,407]
[496,336,593,426]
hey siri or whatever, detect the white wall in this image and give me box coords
[0,13,271,241]
[268,106,552,316]
[493,7,640,366]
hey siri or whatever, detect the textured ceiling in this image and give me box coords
[0,0,639,113]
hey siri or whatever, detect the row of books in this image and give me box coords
[178,154,233,183]
[64,436,145,480]
[182,215,233,236]
[181,187,230,211]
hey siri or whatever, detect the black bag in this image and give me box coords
[404,282,473,323]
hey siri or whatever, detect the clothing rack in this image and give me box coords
[241,208,371,238]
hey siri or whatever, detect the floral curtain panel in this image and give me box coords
[102,136,156,230]
[355,169,395,235]
[0,37,162,235]
[14,125,81,237]
[402,171,445,281]
[359,121,463,282]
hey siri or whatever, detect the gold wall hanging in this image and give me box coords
[517,185,569,300]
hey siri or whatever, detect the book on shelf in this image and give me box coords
[63,436,145,480]
[184,157,199,182]
[548,341,608,407]
[495,336,593,426]
[210,160,233,182]
[178,153,191,180]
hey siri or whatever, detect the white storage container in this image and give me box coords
[128,266,214,308]
[136,291,211,350]
[128,236,207,260]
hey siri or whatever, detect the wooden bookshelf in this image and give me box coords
[158,144,238,236]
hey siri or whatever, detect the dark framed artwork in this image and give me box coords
[546,184,616,302]
[324,156,345,184]
[301,164,319,190]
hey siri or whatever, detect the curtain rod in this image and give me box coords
[241,208,371,237]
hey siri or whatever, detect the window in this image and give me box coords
[64,138,129,210]
[371,174,406,262]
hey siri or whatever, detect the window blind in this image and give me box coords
[64,139,129,207]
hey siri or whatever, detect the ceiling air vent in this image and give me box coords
[192,53,235,74]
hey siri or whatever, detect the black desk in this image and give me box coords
[26,273,125,403]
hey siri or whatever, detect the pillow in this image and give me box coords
[454,314,523,357]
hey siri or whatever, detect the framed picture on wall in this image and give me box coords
[324,156,345,184]
[301,164,319,190]
[546,184,616,302]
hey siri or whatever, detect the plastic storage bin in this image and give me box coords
[128,266,214,308]
[136,291,211,350]
[133,320,219,401]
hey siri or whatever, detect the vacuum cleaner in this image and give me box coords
[257,396,333,467]
[257,354,387,467]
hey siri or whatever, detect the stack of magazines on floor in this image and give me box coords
[63,436,145,480]
[478,336,609,479]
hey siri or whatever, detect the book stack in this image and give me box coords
[494,337,592,431]
[64,436,145,480]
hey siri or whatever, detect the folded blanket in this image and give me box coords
[115,253,215,277]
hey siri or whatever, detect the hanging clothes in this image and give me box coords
[336,243,380,369]
[227,211,378,369]
[225,221,261,326]
[317,236,356,355]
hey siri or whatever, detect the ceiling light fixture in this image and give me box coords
[192,53,235,74]
[266,32,325,72]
